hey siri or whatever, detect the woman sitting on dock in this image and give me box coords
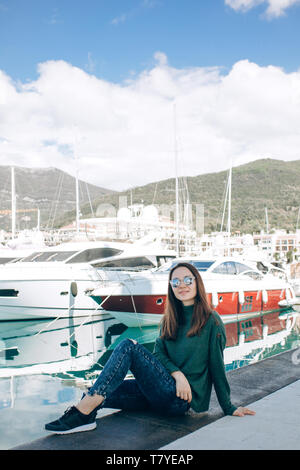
[45,262,255,434]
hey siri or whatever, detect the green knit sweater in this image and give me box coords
[153,305,237,416]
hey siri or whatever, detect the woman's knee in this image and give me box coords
[116,338,137,351]
[121,338,137,345]
[129,338,137,344]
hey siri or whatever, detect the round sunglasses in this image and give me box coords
[170,276,195,288]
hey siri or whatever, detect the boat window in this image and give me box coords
[156,260,214,272]
[155,260,177,272]
[156,256,176,267]
[157,256,166,267]
[212,261,237,275]
[93,256,155,270]
[19,252,43,262]
[268,268,287,280]
[0,289,19,297]
[190,261,215,271]
[19,251,77,262]
[240,270,264,280]
[235,262,253,274]
[66,248,123,263]
[44,252,78,261]
[0,257,18,264]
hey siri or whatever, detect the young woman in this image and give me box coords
[45,262,254,434]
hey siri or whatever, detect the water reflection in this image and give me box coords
[224,309,300,369]
[0,307,300,449]
[0,313,117,377]
[1,308,300,382]
[101,309,300,372]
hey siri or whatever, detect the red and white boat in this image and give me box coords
[89,257,298,327]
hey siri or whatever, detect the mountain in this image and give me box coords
[1,159,299,234]
[76,158,300,234]
[0,166,114,232]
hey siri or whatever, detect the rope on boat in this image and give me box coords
[33,280,118,339]
[32,280,132,373]
[119,277,144,331]
[31,277,147,378]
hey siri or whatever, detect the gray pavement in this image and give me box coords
[12,348,300,450]
[161,379,300,450]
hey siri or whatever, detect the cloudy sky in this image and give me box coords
[1,0,300,191]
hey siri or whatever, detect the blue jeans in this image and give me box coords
[87,338,191,416]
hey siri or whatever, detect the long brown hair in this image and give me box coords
[160,262,212,340]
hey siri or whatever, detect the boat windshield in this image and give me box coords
[19,247,124,263]
[156,260,215,272]
[66,248,123,263]
[93,256,155,271]
[0,257,20,264]
[19,251,77,262]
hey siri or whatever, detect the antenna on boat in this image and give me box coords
[296,207,300,232]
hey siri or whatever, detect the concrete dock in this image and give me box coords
[11,347,300,451]
[162,379,300,450]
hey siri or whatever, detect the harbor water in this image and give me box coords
[0,305,300,450]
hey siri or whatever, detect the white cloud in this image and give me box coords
[225,0,300,17]
[111,13,128,25]
[225,0,262,12]
[1,57,300,191]
[111,0,160,26]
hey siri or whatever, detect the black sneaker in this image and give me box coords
[45,406,97,434]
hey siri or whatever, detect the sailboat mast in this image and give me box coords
[11,166,16,239]
[76,168,80,236]
[221,172,229,232]
[37,208,40,231]
[296,207,300,232]
[173,104,179,257]
[265,207,269,233]
[227,164,232,235]
[73,126,80,237]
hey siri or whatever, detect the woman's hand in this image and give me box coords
[232,406,256,417]
[171,371,192,403]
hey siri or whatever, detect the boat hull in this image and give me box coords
[0,263,105,321]
[90,273,297,327]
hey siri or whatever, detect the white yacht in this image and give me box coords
[0,241,176,321]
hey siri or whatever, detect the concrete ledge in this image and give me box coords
[161,380,300,450]
[12,348,300,450]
